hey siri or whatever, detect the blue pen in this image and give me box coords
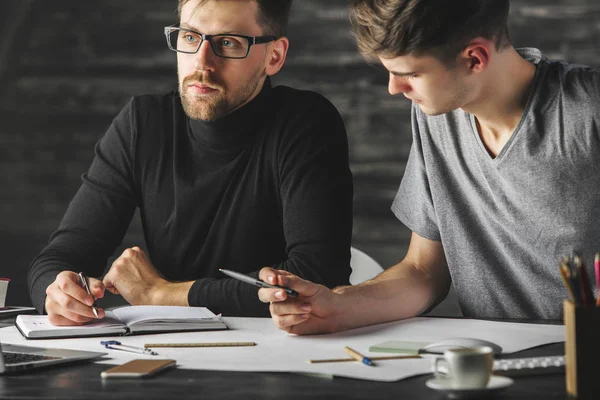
[344,346,375,367]
[101,340,158,356]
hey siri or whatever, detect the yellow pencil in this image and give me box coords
[308,355,421,364]
[343,346,375,366]
[144,342,256,348]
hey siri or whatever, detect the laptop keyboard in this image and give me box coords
[3,351,61,365]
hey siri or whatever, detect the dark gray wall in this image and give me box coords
[0,1,598,312]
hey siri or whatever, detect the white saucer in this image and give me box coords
[425,375,513,399]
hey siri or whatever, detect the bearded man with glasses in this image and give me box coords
[29,0,353,325]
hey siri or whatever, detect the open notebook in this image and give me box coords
[16,305,227,339]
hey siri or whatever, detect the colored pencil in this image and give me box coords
[308,355,421,364]
[595,253,600,306]
[577,256,594,307]
[560,261,575,303]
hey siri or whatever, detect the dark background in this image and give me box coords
[0,0,598,314]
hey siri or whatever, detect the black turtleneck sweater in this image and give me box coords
[28,79,353,317]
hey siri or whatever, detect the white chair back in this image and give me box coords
[349,247,384,285]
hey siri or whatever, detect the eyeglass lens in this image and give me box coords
[167,29,250,58]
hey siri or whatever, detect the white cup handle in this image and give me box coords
[433,356,450,379]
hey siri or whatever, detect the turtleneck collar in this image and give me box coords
[188,77,272,152]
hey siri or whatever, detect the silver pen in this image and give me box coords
[78,272,99,318]
[219,269,299,297]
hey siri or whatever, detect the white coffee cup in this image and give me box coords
[0,279,9,308]
[432,346,494,389]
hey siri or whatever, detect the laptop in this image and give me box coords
[0,340,106,374]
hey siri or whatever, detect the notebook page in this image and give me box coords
[111,305,219,326]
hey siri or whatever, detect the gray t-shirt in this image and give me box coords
[392,48,600,319]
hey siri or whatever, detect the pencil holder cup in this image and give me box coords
[564,300,600,399]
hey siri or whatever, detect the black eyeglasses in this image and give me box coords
[164,25,277,59]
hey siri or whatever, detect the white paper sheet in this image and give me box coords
[0,317,565,382]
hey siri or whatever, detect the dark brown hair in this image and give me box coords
[177,0,293,37]
[350,0,511,63]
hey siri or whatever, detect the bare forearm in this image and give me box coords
[259,234,449,335]
[331,260,448,332]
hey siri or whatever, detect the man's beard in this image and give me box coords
[179,70,264,122]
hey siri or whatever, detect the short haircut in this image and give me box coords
[350,0,512,64]
[177,0,293,37]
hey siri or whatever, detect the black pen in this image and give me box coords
[78,272,99,318]
[219,269,299,297]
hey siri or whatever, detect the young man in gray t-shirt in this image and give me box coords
[257,0,600,333]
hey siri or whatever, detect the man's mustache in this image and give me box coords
[183,74,224,91]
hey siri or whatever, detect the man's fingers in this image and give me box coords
[54,274,90,305]
[119,246,144,260]
[45,271,106,326]
[102,269,117,293]
[102,278,120,295]
[88,277,105,299]
[267,270,295,286]
[259,269,322,299]
[261,270,294,286]
[45,298,97,325]
[257,288,269,303]
[49,284,104,320]
[59,307,100,323]
[102,266,121,295]
[269,300,311,316]
[258,288,283,303]
[275,274,321,298]
[47,313,91,326]
[258,288,301,303]
[105,285,120,295]
[272,313,310,330]
[258,267,279,283]
[47,282,94,316]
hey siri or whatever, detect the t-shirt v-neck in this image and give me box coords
[467,53,544,165]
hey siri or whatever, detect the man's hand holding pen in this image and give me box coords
[45,270,105,326]
[78,272,100,318]
[257,267,342,335]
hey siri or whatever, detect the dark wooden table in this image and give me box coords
[0,358,566,400]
